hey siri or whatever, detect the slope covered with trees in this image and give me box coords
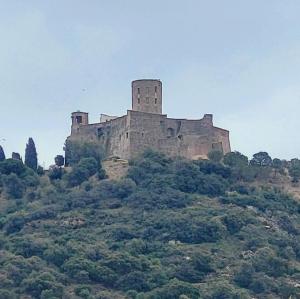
[0,145,299,299]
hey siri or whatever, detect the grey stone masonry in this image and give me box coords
[67,79,231,160]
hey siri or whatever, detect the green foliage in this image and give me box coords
[48,165,64,180]
[65,140,103,166]
[2,173,25,198]
[25,137,38,171]
[12,152,22,161]
[0,158,26,175]
[250,151,272,166]
[223,151,248,167]
[37,165,45,176]
[142,279,201,299]
[289,158,300,182]
[208,149,224,163]
[0,145,6,161]
[0,150,299,298]
[65,157,98,187]
[54,155,65,167]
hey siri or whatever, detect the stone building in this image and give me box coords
[66,79,231,160]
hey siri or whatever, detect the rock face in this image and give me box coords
[66,79,231,160]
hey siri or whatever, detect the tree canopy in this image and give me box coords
[0,149,299,298]
[25,138,38,170]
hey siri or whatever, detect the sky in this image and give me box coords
[0,0,300,167]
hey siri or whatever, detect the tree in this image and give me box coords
[55,155,65,167]
[12,152,22,161]
[37,166,45,176]
[223,151,248,167]
[272,158,283,177]
[0,145,6,161]
[208,150,223,163]
[48,165,63,180]
[65,157,98,187]
[25,138,38,171]
[0,159,26,175]
[250,152,272,167]
[289,159,300,183]
[64,140,103,166]
[2,173,25,199]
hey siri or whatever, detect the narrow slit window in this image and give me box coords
[126,132,129,139]
[155,98,157,104]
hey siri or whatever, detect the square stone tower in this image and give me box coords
[132,79,162,114]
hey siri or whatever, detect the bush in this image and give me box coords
[2,174,25,198]
[234,262,255,288]
[65,157,98,187]
[48,166,64,180]
[174,161,227,196]
[223,151,249,167]
[64,140,103,166]
[145,279,201,299]
[0,159,26,176]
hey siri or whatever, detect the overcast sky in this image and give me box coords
[0,1,300,167]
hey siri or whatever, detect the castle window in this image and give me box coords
[155,86,157,92]
[138,88,140,94]
[76,116,83,124]
[142,132,144,137]
[146,87,150,94]
[138,98,140,104]
[167,128,175,138]
[146,97,149,103]
[126,132,129,139]
[155,98,157,104]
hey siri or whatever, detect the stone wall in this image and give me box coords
[67,115,131,159]
[100,114,119,123]
[67,110,230,161]
[126,110,230,159]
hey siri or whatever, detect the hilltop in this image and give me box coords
[0,146,299,299]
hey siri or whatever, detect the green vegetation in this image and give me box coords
[0,147,299,298]
[25,138,38,171]
[0,145,5,161]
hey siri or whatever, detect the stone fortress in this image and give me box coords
[67,79,231,160]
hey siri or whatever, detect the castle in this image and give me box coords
[66,79,231,160]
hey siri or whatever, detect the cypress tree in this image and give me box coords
[25,138,38,170]
[0,145,5,161]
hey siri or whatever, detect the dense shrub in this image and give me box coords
[64,157,98,187]
[2,174,25,198]
[0,150,299,298]
[0,159,26,175]
[64,140,103,166]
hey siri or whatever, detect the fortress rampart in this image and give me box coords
[66,79,231,160]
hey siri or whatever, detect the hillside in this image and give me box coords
[0,149,299,299]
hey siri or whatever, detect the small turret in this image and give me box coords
[71,111,89,133]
